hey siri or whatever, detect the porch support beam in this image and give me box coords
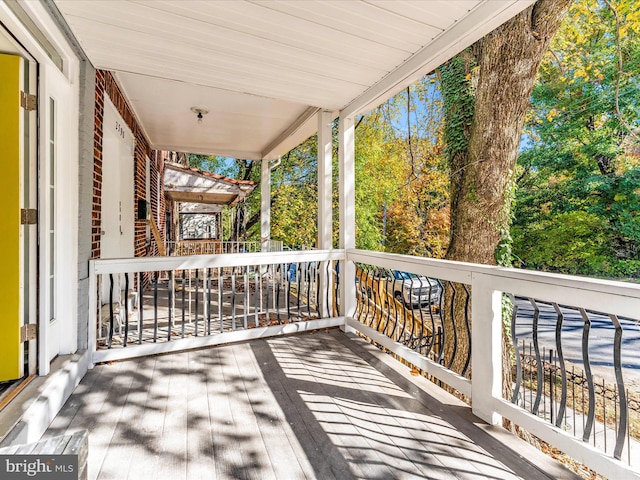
[260,158,270,251]
[339,115,356,327]
[318,110,333,317]
[262,106,320,161]
[153,145,263,162]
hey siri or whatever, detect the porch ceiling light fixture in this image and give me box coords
[191,107,209,124]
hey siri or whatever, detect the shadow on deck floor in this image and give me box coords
[42,329,578,480]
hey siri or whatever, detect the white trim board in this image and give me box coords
[0,350,89,447]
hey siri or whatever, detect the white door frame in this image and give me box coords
[0,1,80,376]
[39,62,79,368]
[24,54,38,376]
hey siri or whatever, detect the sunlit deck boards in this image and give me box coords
[42,330,577,480]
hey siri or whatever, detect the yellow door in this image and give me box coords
[0,53,24,381]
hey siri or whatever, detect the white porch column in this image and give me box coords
[260,157,271,252]
[318,110,333,249]
[339,115,356,328]
[318,110,333,317]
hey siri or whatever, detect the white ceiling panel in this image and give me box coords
[368,0,481,30]
[133,0,411,66]
[59,1,388,85]
[248,0,436,51]
[118,72,314,160]
[54,0,534,160]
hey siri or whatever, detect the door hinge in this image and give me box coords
[21,209,37,225]
[20,91,37,111]
[20,324,37,343]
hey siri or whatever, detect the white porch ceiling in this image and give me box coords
[54,0,534,160]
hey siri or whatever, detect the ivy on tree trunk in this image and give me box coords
[437,0,573,394]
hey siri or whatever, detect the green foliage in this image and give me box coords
[269,136,321,247]
[354,82,450,256]
[184,0,640,282]
[513,0,640,280]
[187,154,238,177]
[513,211,621,275]
[251,79,450,255]
[438,54,476,160]
[354,110,403,250]
[495,174,517,268]
[270,183,318,247]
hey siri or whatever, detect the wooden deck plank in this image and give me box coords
[88,357,143,480]
[184,349,217,480]
[42,360,122,438]
[123,354,170,480]
[39,360,134,480]
[232,340,315,480]
[331,330,578,480]
[220,343,278,480]
[249,339,352,480]
[265,337,396,479]
[157,352,189,479]
[205,346,258,480]
[330,332,523,479]
[319,337,493,479]
[97,356,165,480]
[268,334,455,479]
[312,377,455,475]
[44,365,105,434]
[100,359,155,479]
[105,355,159,480]
[38,330,578,480]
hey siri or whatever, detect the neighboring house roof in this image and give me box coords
[163,161,257,207]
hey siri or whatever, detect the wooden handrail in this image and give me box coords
[148,209,166,256]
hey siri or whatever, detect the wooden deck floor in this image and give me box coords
[42,329,577,480]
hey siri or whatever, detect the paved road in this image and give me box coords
[514,298,640,387]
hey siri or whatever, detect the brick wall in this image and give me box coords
[91,70,104,259]
[92,70,167,259]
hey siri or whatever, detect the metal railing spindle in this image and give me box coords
[123,273,130,347]
[153,272,159,343]
[579,308,596,443]
[108,274,114,349]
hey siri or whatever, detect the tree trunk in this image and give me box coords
[438,0,572,387]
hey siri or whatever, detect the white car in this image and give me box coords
[389,270,441,308]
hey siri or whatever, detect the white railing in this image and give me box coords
[346,249,640,480]
[156,240,284,255]
[88,247,640,479]
[88,249,342,363]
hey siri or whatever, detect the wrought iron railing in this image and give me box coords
[353,264,465,374]
[510,296,639,465]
